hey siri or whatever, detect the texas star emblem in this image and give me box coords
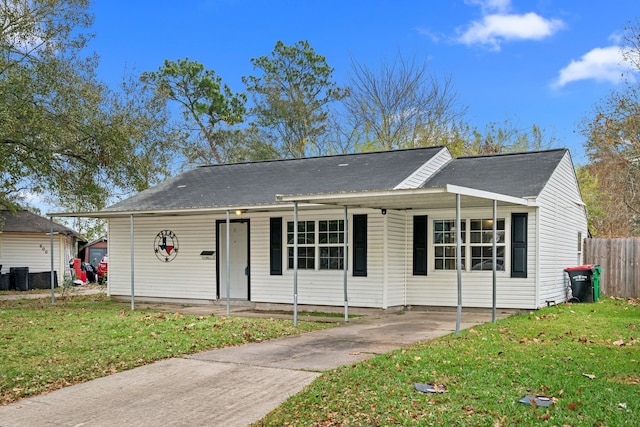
[154,230,179,262]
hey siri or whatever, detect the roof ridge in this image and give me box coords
[455,148,567,160]
[198,146,446,168]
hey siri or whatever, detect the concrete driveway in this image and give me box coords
[0,308,505,427]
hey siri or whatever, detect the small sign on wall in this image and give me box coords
[200,250,215,260]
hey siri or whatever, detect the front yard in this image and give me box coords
[257,297,640,426]
[0,293,333,405]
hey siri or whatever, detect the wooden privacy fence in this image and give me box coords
[583,238,640,298]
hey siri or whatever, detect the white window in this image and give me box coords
[470,219,505,271]
[433,220,465,270]
[433,218,505,271]
[287,220,345,270]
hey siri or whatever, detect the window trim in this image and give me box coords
[418,216,509,274]
[287,219,346,271]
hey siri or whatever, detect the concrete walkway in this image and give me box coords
[0,305,506,427]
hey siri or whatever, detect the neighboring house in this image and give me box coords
[58,147,588,310]
[0,210,82,286]
[79,236,107,267]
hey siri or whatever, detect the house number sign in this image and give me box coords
[154,230,179,262]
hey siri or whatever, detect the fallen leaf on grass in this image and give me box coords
[567,401,579,410]
[583,373,596,379]
[613,339,625,346]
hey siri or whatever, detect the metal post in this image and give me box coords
[50,217,55,305]
[130,214,135,311]
[492,199,497,323]
[293,202,298,327]
[343,205,349,322]
[455,194,462,335]
[226,209,231,316]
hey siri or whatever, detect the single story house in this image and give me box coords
[0,210,82,288]
[53,146,588,310]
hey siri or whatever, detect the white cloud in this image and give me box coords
[457,12,564,50]
[552,46,635,88]
[455,0,564,50]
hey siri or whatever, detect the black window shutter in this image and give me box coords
[511,213,528,278]
[353,215,367,276]
[270,217,282,275]
[413,215,428,275]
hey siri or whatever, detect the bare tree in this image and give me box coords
[341,52,468,151]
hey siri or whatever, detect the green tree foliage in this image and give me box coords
[243,40,347,158]
[575,166,607,237]
[141,58,247,165]
[463,120,553,156]
[342,53,468,152]
[0,0,172,233]
[580,20,640,236]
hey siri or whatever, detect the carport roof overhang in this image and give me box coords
[47,185,535,219]
[276,185,537,209]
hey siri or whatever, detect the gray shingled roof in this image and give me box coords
[1,210,80,235]
[422,149,568,198]
[105,147,445,212]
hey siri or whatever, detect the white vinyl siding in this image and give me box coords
[107,209,388,308]
[536,152,589,307]
[0,233,72,285]
[405,207,537,309]
[108,216,217,301]
[251,209,386,308]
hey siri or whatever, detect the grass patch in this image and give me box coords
[0,294,334,405]
[257,298,640,426]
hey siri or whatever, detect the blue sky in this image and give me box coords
[89,0,640,164]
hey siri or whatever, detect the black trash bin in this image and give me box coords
[564,265,596,303]
[10,267,29,291]
[0,273,9,291]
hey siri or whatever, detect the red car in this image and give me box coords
[97,255,108,283]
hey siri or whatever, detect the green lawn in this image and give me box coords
[0,293,333,405]
[257,298,640,426]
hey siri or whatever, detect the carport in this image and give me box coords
[277,184,534,333]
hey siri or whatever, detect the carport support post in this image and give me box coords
[293,202,298,327]
[130,214,135,311]
[50,217,55,305]
[492,199,497,323]
[455,193,462,335]
[343,205,349,322]
[226,209,231,316]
